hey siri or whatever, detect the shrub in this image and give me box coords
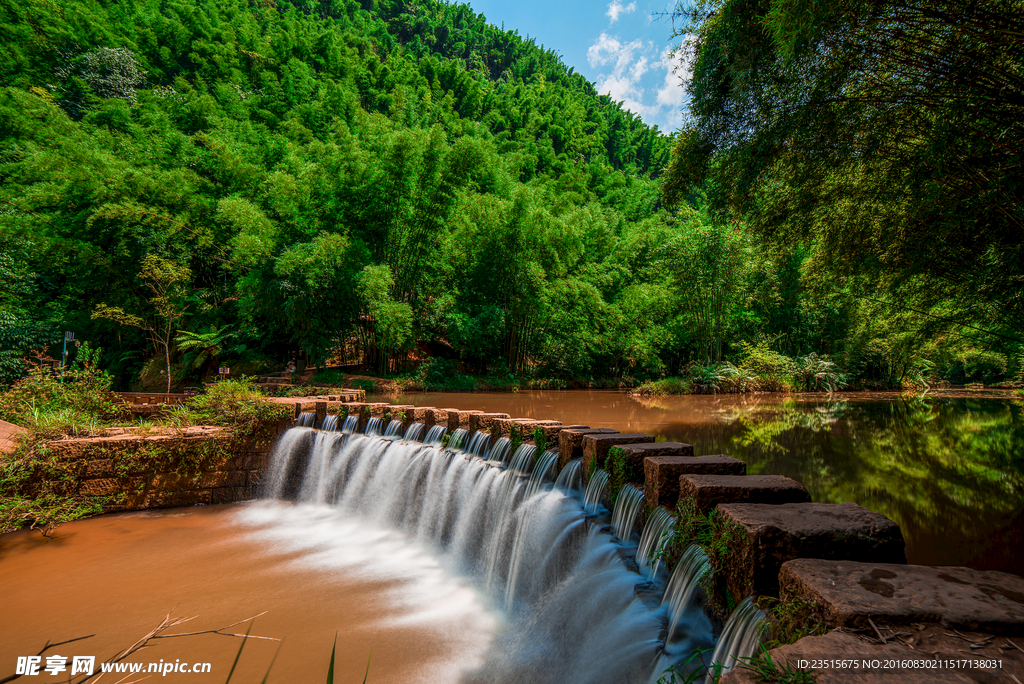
[736,340,798,383]
[796,353,846,392]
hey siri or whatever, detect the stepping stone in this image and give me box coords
[442,409,481,431]
[469,412,510,433]
[610,442,695,488]
[423,408,446,428]
[644,454,745,505]
[717,502,905,600]
[581,433,655,476]
[493,417,536,438]
[409,407,434,422]
[680,474,810,513]
[719,630,985,684]
[556,428,611,467]
[779,558,1024,633]
[532,420,570,443]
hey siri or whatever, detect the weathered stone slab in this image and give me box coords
[532,420,572,443]
[556,428,608,464]
[717,502,905,600]
[424,408,447,428]
[386,404,414,419]
[680,474,810,513]
[366,403,390,417]
[443,409,481,432]
[779,559,1024,634]
[493,417,536,438]
[719,630,981,684]
[470,412,511,433]
[644,454,745,505]
[581,433,655,477]
[410,407,433,422]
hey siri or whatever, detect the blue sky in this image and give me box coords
[461,0,691,133]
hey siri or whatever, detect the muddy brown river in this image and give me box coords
[2,390,1021,682]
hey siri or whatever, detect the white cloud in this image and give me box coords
[606,0,636,24]
[586,33,693,131]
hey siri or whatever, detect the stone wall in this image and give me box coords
[41,419,292,513]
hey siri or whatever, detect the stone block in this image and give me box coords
[411,407,433,422]
[199,470,247,488]
[423,408,445,428]
[386,404,415,421]
[366,403,391,418]
[717,502,906,600]
[556,428,611,467]
[680,474,810,513]
[644,454,745,505]
[247,470,264,487]
[493,417,536,439]
[779,559,1024,633]
[85,459,114,478]
[444,409,481,432]
[211,487,250,504]
[314,401,327,427]
[719,631,979,684]
[581,433,654,476]
[470,412,510,433]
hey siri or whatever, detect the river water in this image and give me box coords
[380,390,1024,576]
[1,390,1021,682]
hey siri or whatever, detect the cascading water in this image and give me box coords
[611,484,645,541]
[554,460,583,496]
[340,415,358,433]
[507,444,537,475]
[364,416,384,435]
[383,419,404,437]
[295,412,315,427]
[663,545,711,645]
[448,427,468,450]
[486,436,511,463]
[321,414,339,432]
[404,422,425,442]
[635,507,676,580]
[465,430,490,456]
[704,597,768,682]
[259,426,709,684]
[524,451,559,500]
[423,424,447,445]
[583,469,610,514]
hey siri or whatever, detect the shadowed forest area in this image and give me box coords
[0,0,1021,393]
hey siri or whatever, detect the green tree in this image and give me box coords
[92,256,191,393]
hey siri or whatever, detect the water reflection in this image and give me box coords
[687,396,1024,576]
[387,391,1024,575]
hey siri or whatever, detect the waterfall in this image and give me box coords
[507,444,537,475]
[448,428,468,450]
[260,427,691,684]
[704,598,768,682]
[611,484,645,541]
[404,422,425,442]
[364,416,384,435]
[524,451,559,500]
[583,469,610,514]
[423,424,447,445]
[554,460,583,496]
[340,415,358,433]
[321,414,339,432]
[295,412,315,427]
[487,436,511,464]
[663,545,711,644]
[635,508,676,580]
[466,430,491,456]
[383,419,404,437]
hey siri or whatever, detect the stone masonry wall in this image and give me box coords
[43,419,292,513]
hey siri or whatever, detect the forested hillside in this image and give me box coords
[0,0,1018,391]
